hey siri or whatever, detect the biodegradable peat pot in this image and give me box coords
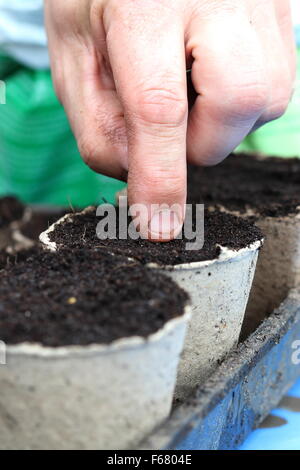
[0,203,69,269]
[0,196,25,250]
[10,204,72,253]
[0,196,24,230]
[188,152,300,337]
[40,207,263,399]
[150,242,261,399]
[0,249,190,450]
[14,205,68,240]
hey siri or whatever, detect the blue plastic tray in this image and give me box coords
[140,289,300,450]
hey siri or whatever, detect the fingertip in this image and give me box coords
[148,208,184,242]
[128,177,186,242]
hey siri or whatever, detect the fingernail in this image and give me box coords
[149,210,182,241]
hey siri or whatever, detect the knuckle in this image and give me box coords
[187,144,228,167]
[266,97,290,121]
[131,85,188,127]
[268,83,292,121]
[189,151,226,167]
[209,67,269,121]
[78,135,99,170]
[223,83,269,120]
[201,154,228,167]
[261,75,292,122]
[78,134,126,179]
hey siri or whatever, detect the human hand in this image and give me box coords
[44,0,296,240]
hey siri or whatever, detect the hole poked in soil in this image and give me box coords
[48,207,263,266]
[0,249,189,347]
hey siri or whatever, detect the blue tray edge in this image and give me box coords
[140,289,300,450]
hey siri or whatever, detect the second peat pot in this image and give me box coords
[188,152,300,337]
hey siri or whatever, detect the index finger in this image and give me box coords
[104,2,187,241]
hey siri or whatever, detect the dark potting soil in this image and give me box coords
[49,208,263,266]
[0,249,188,347]
[0,247,42,270]
[0,196,24,228]
[187,153,300,218]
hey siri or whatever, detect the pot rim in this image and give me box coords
[147,239,263,271]
[39,206,264,268]
[213,203,300,222]
[5,305,191,358]
[39,210,77,252]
